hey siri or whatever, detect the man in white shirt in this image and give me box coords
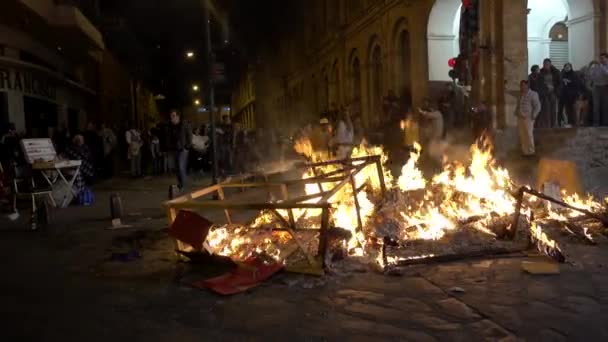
[515,80,541,156]
[590,52,608,126]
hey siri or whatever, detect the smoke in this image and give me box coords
[426,132,475,164]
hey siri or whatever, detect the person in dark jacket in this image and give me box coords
[83,122,103,176]
[528,65,543,95]
[537,58,561,128]
[169,110,193,189]
[64,134,94,188]
[558,63,582,127]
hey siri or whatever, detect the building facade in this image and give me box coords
[1,0,160,137]
[231,67,256,129]
[249,0,608,132]
[0,0,105,136]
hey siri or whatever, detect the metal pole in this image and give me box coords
[203,0,219,184]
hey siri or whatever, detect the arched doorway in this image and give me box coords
[528,0,596,70]
[427,0,461,81]
[396,29,412,107]
[527,0,569,70]
[427,0,596,81]
[351,55,362,117]
[549,22,569,69]
[321,68,329,111]
[330,60,339,106]
[370,44,383,122]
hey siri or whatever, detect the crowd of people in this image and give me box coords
[527,55,608,128]
[516,54,608,156]
[0,109,291,204]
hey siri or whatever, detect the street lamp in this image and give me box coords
[194,99,200,106]
[186,51,195,59]
[192,84,199,91]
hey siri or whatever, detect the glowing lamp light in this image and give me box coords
[448,58,457,68]
[194,99,201,106]
[192,84,199,91]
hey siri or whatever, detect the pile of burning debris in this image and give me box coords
[165,136,608,278]
[366,141,608,271]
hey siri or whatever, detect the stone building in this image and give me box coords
[246,0,608,132]
[0,0,104,136]
[0,0,159,136]
[231,67,256,129]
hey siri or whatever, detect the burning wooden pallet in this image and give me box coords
[163,155,387,274]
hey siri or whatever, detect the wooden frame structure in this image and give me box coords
[163,155,387,270]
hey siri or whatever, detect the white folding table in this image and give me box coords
[21,139,82,208]
[32,160,82,208]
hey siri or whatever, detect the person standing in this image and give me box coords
[158,122,170,174]
[590,53,608,126]
[233,123,247,173]
[125,125,143,178]
[99,123,117,178]
[383,90,400,123]
[218,115,234,176]
[333,108,354,159]
[149,128,161,175]
[65,134,95,187]
[515,80,541,156]
[528,65,543,94]
[84,122,103,176]
[418,99,444,143]
[310,118,332,159]
[169,110,192,190]
[438,83,456,133]
[418,99,445,164]
[471,101,494,142]
[558,63,582,127]
[537,59,561,128]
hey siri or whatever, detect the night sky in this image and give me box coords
[79,0,283,111]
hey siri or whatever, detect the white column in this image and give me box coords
[527,37,552,69]
[428,35,459,81]
[502,0,528,127]
[567,14,598,69]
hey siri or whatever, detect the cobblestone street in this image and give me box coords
[1,175,607,341]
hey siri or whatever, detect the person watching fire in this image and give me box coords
[515,80,541,157]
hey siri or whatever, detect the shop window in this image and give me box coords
[24,96,58,138]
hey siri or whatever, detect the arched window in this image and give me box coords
[352,57,361,116]
[370,45,383,119]
[549,22,569,70]
[397,30,412,107]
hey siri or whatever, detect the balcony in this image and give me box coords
[18,0,104,50]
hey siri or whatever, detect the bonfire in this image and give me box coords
[188,133,608,272]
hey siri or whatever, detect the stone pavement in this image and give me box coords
[1,175,607,341]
